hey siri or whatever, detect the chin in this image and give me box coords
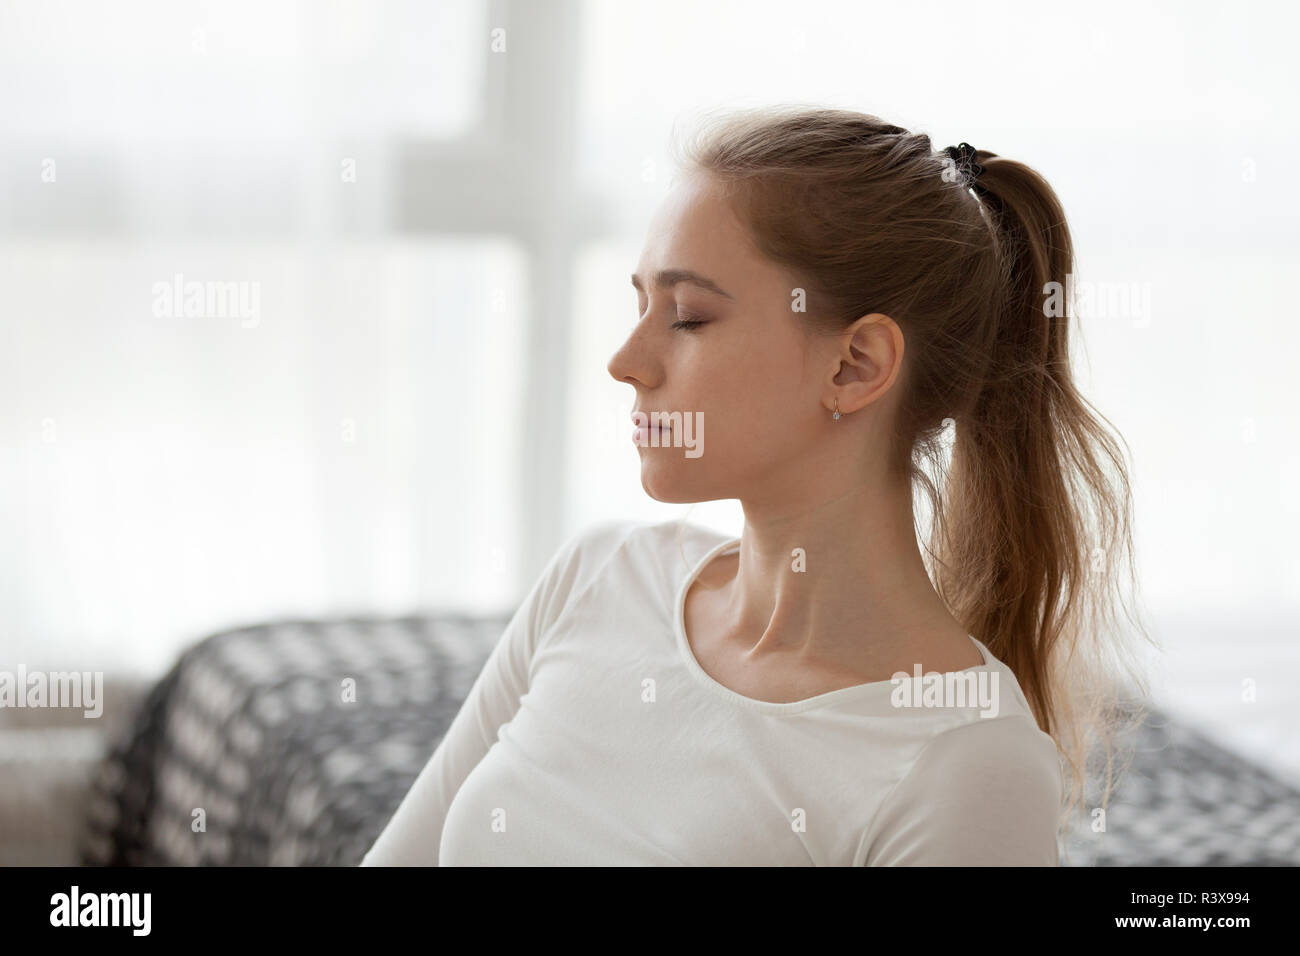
[638,460,722,504]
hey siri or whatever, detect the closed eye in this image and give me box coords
[670,311,709,331]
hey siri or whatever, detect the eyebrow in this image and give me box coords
[630,269,735,300]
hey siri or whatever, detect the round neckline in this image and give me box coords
[673,534,992,715]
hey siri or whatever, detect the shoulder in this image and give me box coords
[859,715,1064,866]
[512,520,650,642]
[543,518,735,602]
[536,518,664,598]
[913,715,1062,790]
[537,519,645,597]
[558,517,733,567]
[638,517,738,557]
[557,518,647,558]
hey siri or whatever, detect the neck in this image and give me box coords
[719,475,958,670]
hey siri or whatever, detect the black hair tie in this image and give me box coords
[944,142,985,189]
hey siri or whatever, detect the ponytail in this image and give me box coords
[933,154,1153,842]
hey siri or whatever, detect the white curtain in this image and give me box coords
[0,0,531,675]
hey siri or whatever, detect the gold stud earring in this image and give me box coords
[832,399,841,421]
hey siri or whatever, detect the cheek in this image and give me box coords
[706,335,807,417]
[697,359,810,466]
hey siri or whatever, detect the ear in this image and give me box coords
[826,313,905,414]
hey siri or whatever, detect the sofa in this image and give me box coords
[75,614,1300,866]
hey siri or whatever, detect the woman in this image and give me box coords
[362,106,1149,866]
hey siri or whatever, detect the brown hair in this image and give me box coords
[671,105,1154,854]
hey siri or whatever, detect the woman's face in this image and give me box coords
[607,172,851,506]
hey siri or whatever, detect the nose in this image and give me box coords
[606,343,630,385]
[607,327,649,388]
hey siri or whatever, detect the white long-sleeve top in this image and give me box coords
[361,518,1064,866]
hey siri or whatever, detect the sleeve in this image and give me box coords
[359,522,620,866]
[857,716,1064,866]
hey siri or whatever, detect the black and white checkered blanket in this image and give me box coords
[79,615,1300,866]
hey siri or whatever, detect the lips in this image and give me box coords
[631,411,672,445]
[630,411,672,431]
